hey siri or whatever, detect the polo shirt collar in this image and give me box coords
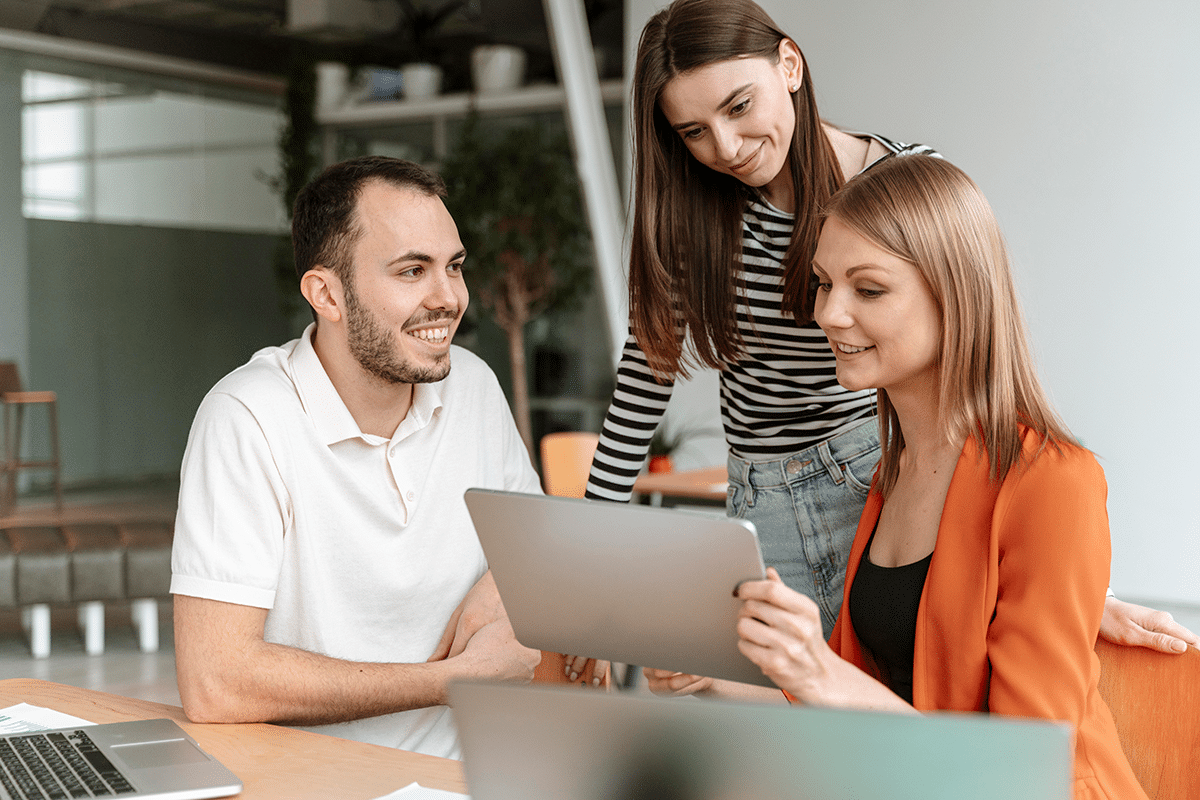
[398,378,443,441]
[290,323,446,446]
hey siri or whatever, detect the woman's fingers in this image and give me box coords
[643,667,712,696]
[734,575,827,691]
[736,575,812,613]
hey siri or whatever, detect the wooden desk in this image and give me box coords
[633,466,728,506]
[0,679,466,799]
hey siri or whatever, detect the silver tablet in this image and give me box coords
[463,488,772,687]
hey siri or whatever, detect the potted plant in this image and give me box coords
[441,115,592,455]
[396,0,466,99]
[470,43,527,94]
[648,422,724,473]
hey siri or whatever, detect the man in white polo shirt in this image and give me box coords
[170,156,542,759]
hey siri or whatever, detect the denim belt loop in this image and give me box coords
[817,440,844,485]
[736,456,757,507]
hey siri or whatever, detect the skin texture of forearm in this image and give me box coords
[178,637,460,726]
[173,595,476,726]
[642,670,789,704]
[698,678,789,704]
[781,655,918,715]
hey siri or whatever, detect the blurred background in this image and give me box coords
[0,0,1195,661]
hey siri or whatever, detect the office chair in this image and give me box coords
[0,362,62,516]
[1095,638,1200,800]
[539,431,600,499]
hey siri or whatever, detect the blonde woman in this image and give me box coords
[730,155,1146,799]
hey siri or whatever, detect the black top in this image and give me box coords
[847,528,933,705]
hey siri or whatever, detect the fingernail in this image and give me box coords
[1173,640,1187,653]
[564,665,571,675]
[592,677,600,686]
[570,671,578,681]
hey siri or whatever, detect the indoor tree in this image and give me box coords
[441,115,592,455]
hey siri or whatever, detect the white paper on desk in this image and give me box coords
[0,703,95,734]
[372,782,470,800]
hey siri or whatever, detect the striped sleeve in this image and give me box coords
[584,333,675,502]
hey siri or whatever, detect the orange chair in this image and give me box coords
[533,651,606,686]
[1095,638,1200,800]
[539,431,600,499]
[0,362,62,515]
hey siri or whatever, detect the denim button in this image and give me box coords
[785,459,803,474]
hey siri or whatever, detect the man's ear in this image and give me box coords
[300,267,344,324]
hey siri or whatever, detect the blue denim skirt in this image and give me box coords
[726,419,880,638]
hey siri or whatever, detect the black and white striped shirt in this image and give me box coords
[586,136,938,502]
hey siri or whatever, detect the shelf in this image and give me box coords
[316,79,626,129]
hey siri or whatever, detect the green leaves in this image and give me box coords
[441,114,592,323]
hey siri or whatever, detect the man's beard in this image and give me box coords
[343,277,456,385]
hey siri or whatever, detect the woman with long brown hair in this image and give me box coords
[574,0,1195,676]
[585,0,933,636]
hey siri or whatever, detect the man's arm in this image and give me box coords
[427,570,504,662]
[174,593,539,726]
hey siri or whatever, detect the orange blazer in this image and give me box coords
[826,429,1146,800]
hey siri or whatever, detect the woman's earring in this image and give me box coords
[789,84,798,92]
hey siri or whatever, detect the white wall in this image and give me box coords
[626,0,1200,604]
[2,52,292,487]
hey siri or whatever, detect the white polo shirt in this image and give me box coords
[170,324,541,759]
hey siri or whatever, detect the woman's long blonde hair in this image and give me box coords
[823,155,1074,495]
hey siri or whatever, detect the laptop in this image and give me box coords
[450,680,1073,800]
[0,718,242,799]
[463,488,772,687]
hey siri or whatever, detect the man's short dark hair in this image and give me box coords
[291,156,447,284]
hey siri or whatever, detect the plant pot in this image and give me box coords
[400,62,443,100]
[315,61,351,111]
[471,45,526,94]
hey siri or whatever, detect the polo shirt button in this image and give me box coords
[785,459,802,475]
[406,491,416,501]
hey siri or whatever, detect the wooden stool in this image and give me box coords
[0,362,62,515]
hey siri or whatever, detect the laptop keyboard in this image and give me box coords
[0,730,136,799]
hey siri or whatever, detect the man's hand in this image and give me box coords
[428,571,506,662]
[1101,596,1200,654]
[453,618,541,684]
